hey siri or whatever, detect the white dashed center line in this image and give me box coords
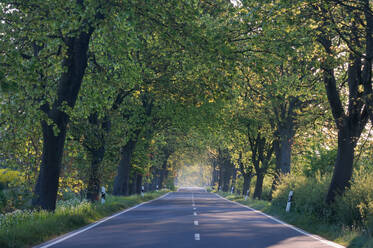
[193,212,197,216]
[193,207,196,210]
[194,220,199,226]
[195,233,200,240]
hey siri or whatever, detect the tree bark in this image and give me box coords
[242,174,252,196]
[253,172,265,199]
[326,127,357,203]
[136,174,143,194]
[231,167,237,192]
[129,172,137,195]
[270,125,294,199]
[159,154,170,188]
[211,161,219,187]
[33,30,93,211]
[318,34,370,203]
[113,139,137,196]
[86,145,105,201]
[222,162,232,192]
[218,163,223,190]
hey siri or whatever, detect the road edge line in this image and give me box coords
[214,193,345,248]
[34,192,171,248]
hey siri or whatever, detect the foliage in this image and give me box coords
[272,173,332,219]
[302,148,337,177]
[335,166,373,234]
[0,169,24,188]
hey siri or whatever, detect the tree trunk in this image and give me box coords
[270,126,294,199]
[129,172,137,195]
[218,164,223,190]
[86,146,105,201]
[222,164,232,192]
[159,154,170,188]
[113,139,137,196]
[211,162,219,187]
[136,174,143,194]
[253,172,265,199]
[326,128,356,203]
[34,121,67,210]
[231,167,237,192]
[33,31,93,211]
[242,174,252,196]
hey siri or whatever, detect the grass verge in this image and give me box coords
[216,192,373,248]
[0,191,168,248]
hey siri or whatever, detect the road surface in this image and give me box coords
[35,187,344,248]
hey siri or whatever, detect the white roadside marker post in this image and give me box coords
[101,186,106,204]
[286,190,294,212]
[141,186,145,197]
[245,189,250,201]
[218,186,221,192]
[156,185,159,192]
[231,186,234,194]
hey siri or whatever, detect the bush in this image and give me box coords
[0,169,24,188]
[335,166,373,233]
[302,149,337,177]
[272,167,373,234]
[271,172,333,220]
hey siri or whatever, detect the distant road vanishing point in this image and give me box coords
[35,187,344,248]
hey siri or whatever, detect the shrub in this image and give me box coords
[335,166,373,233]
[271,172,333,220]
[0,169,24,188]
[272,167,373,234]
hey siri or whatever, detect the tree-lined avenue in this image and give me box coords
[35,188,344,248]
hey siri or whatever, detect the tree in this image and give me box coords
[305,0,373,203]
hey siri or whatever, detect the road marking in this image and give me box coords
[194,220,199,226]
[195,233,200,240]
[35,192,171,248]
[193,211,197,216]
[214,193,345,248]
[193,207,196,210]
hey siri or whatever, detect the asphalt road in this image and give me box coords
[35,187,344,248]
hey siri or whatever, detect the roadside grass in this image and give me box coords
[217,192,373,248]
[0,191,168,248]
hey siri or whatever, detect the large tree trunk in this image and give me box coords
[277,130,292,174]
[242,174,252,196]
[159,154,170,188]
[270,125,294,199]
[33,31,93,211]
[238,152,253,196]
[317,25,371,202]
[253,172,265,199]
[113,139,137,196]
[128,172,137,195]
[222,163,232,192]
[231,167,237,192]
[326,128,356,203]
[34,121,67,210]
[218,164,223,190]
[86,146,105,201]
[218,149,233,192]
[211,161,219,187]
[136,174,143,194]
